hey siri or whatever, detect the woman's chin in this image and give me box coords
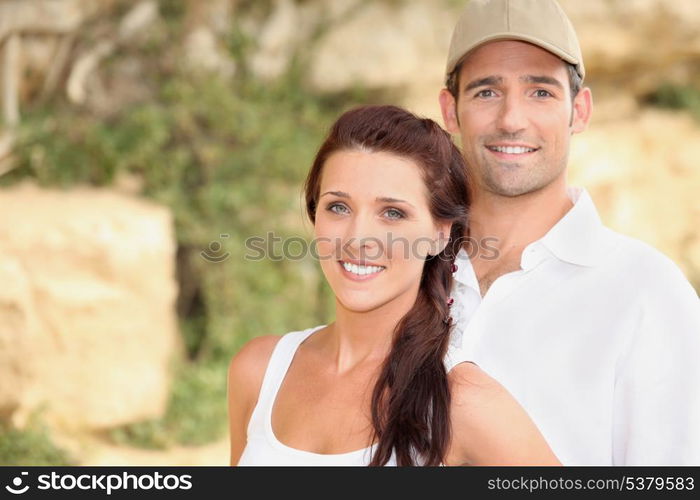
[334,294,389,314]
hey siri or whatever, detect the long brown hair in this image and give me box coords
[303,105,470,465]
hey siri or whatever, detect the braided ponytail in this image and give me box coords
[304,106,470,466]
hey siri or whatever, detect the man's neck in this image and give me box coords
[468,180,574,263]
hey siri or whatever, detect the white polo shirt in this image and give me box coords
[449,186,700,465]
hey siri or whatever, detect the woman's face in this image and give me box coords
[314,149,451,315]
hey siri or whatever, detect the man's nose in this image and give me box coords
[495,94,527,134]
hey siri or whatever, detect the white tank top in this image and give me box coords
[236,324,470,466]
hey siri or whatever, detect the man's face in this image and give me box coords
[439,40,591,198]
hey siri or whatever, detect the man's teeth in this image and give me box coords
[489,146,536,154]
[341,262,385,276]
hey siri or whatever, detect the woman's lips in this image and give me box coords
[337,260,386,282]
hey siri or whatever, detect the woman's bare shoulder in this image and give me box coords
[228,335,282,392]
[227,335,282,466]
[447,362,509,410]
[446,362,560,465]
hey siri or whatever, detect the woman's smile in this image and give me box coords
[338,259,386,282]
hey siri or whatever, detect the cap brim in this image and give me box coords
[447,32,583,79]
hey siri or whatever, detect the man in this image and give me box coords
[439,0,700,465]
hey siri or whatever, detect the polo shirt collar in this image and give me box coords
[453,186,610,286]
[540,187,609,267]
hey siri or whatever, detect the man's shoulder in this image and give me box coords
[600,226,697,297]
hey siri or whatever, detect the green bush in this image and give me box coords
[0,5,363,451]
[647,83,700,121]
[0,419,73,466]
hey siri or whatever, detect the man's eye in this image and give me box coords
[534,89,553,98]
[384,208,405,220]
[327,203,349,215]
[476,89,496,98]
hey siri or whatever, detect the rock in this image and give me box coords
[563,0,700,96]
[181,0,236,77]
[307,1,452,94]
[185,0,234,37]
[18,36,66,102]
[83,56,154,117]
[0,183,182,431]
[118,0,160,43]
[249,0,300,81]
[302,0,700,105]
[0,0,92,39]
[245,0,362,82]
[66,39,115,105]
[183,26,236,77]
[569,108,700,286]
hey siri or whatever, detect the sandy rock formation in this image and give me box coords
[0,183,181,431]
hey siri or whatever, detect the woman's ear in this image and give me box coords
[431,222,453,256]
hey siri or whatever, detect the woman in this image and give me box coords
[228,105,559,466]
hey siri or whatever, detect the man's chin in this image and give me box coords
[483,178,545,198]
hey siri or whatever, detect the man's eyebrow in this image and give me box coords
[320,192,415,208]
[464,76,503,92]
[521,75,564,89]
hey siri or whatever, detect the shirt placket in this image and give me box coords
[454,242,549,355]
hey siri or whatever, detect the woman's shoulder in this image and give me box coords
[446,363,559,465]
[227,325,327,392]
[227,335,282,398]
[447,362,508,408]
[448,362,528,433]
[230,335,283,370]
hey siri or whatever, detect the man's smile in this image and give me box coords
[485,143,540,159]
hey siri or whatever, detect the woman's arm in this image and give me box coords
[445,362,561,466]
[227,335,281,466]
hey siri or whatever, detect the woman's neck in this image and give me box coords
[322,289,419,374]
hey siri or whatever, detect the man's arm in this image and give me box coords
[612,257,700,465]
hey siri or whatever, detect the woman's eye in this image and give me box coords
[384,208,405,220]
[327,203,349,215]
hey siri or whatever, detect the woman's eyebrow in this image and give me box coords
[376,197,415,208]
[320,190,350,198]
[321,191,415,208]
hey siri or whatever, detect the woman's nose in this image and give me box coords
[344,215,384,261]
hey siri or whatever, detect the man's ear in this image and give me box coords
[439,88,460,135]
[571,86,592,135]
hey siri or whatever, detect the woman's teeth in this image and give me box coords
[341,262,385,276]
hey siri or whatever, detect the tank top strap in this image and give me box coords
[246,325,325,437]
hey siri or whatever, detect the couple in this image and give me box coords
[228,0,700,466]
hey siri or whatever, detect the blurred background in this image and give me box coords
[0,0,698,466]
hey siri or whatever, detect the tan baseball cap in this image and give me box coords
[445,0,585,81]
